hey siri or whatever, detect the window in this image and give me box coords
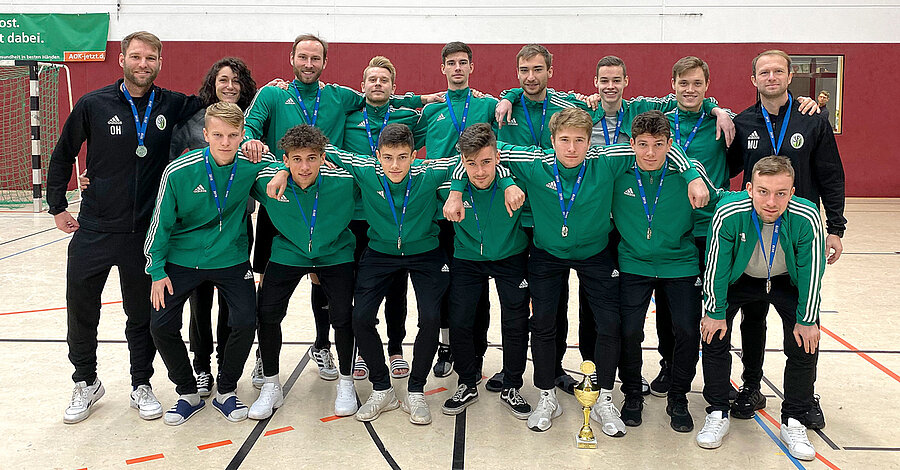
[788,55,844,134]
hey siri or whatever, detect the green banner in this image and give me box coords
[0,13,109,62]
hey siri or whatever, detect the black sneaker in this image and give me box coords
[728,386,738,402]
[500,387,532,419]
[442,384,478,415]
[666,394,694,432]
[554,373,578,396]
[650,362,671,397]
[621,394,644,427]
[800,394,826,430]
[433,344,454,378]
[731,387,766,419]
[485,371,504,393]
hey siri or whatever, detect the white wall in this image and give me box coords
[7,0,900,43]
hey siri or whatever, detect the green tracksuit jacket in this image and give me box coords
[418,88,499,159]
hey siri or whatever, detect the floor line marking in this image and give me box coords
[357,392,401,470]
[319,414,346,423]
[125,453,165,465]
[843,446,900,451]
[0,235,71,261]
[452,408,467,470]
[198,440,232,450]
[820,325,900,383]
[0,227,56,246]
[425,387,447,396]
[758,409,841,470]
[0,300,122,316]
[263,426,294,437]
[751,414,807,470]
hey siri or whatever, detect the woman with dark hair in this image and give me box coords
[170,57,259,399]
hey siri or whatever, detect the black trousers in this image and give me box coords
[66,228,156,388]
[529,246,619,390]
[702,274,817,423]
[353,247,449,392]
[257,261,355,376]
[449,253,530,389]
[655,236,707,370]
[575,226,619,362]
[350,220,409,357]
[150,262,256,395]
[187,217,254,373]
[438,220,491,356]
[522,227,571,378]
[619,273,700,398]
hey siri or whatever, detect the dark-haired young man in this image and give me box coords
[697,156,824,461]
[248,124,359,419]
[438,123,531,419]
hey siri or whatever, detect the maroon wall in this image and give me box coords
[59,41,896,196]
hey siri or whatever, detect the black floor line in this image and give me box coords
[842,446,900,451]
[452,409,466,470]
[0,227,56,246]
[356,392,401,470]
[226,346,311,470]
[734,351,841,451]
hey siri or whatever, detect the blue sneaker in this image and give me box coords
[213,394,249,422]
[163,397,205,426]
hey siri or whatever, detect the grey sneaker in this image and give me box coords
[401,392,432,425]
[355,388,400,422]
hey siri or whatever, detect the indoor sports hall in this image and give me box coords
[2,2,899,469]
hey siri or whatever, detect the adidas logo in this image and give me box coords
[436,113,446,122]
[507,117,518,126]
[278,195,290,202]
[192,184,207,193]
[611,269,620,278]
[740,232,746,242]
[748,130,759,139]
[694,277,703,287]
[441,264,450,273]
[357,120,366,128]
[107,115,122,125]
[377,190,385,199]
[244,270,254,280]
[463,201,472,209]
[545,181,557,191]
[285,98,296,105]
[624,187,635,197]
[519,279,529,289]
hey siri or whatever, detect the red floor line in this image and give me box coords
[125,453,164,465]
[424,387,447,396]
[263,426,294,436]
[320,415,346,422]
[820,326,900,383]
[197,439,232,450]
[757,410,841,470]
[0,300,122,316]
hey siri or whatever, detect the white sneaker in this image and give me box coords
[248,382,284,420]
[696,411,730,449]
[334,377,358,417]
[130,385,163,420]
[251,357,265,389]
[63,379,105,424]
[356,388,400,422]
[401,392,432,425]
[309,347,339,381]
[590,390,627,437]
[527,389,562,432]
[780,417,816,460]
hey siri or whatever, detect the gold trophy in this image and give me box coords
[574,361,599,449]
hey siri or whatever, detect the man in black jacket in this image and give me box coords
[47,31,202,424]
[725,49,845,430]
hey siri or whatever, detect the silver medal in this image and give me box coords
[136,145,148,158]
[766,279,771,294]
[561,226,568,238]
[397,237,402,250]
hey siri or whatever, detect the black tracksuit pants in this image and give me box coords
[654,236,706,370]
[66,228,156,388]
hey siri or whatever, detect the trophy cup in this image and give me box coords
[574,361,599,449]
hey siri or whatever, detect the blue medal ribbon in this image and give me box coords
[288,174,321,253]
[203,148,238,232]
[381,174,412,251]
[760,92,792,155]
[465,179,498,256]
[674,108,706,151]
[446,89,471,136]
[520,94,548,146]
[364,106,392,158]
[552,159,586,237]
[751,209,782,294]
[634,160,668,240]
[600,108,624,145]
[290,82,321,126]
[121,83,155,154]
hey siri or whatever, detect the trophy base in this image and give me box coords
[575,435,597,449]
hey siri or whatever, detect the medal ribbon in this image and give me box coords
[634,160,668,239]
[121,83,155,149]
[288,173,321,253]
[446,89,472,136]
[465,179,498,254]
[674,108,706,151]
[760,92,792,154]
[291,82,321,126]
[203,148,238,231]
[751,210,782,291]
[520,94,548,146]
[552,159,586,233]
[381,174,412,250]
[600,108,624,145]
[364,106,393,157]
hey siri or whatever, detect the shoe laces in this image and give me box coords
[70,383,88,408]
[811,394,822,413]
[624,394,643,409]
[320,349,336,370]
[197,373,211,389]
[366,389,390,405]
[407,393,427,409]
[597,396,620,418]
[336,380,354,401]
[535,392,557,414]
[785,422,812,445]
[253,358,264,377]
[703,414,727,434]
[735,386,756,401]
[503,389,527,406]
[451,385,469,402]
[133,385,155,404]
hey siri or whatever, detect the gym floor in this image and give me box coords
[1,198,897,469]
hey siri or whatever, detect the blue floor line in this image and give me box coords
[0,235,71,261]
[752,413,807,470]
